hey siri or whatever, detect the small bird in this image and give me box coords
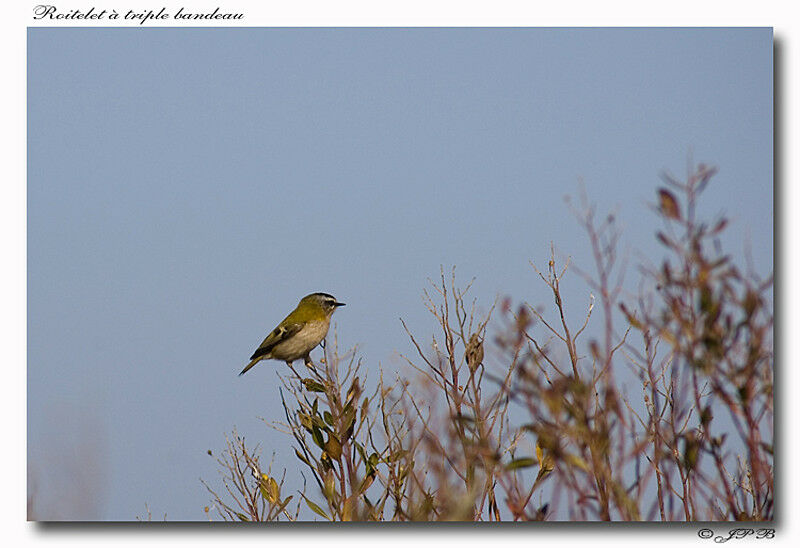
[239,292,345,376]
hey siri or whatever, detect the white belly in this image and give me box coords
[270,321,330,361]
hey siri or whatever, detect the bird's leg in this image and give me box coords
[317,339,328,368]
[285,360,303,382]
[302,354,325,381]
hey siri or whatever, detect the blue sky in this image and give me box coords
[27,28,772,520]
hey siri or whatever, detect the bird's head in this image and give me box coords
[298,292,346,318]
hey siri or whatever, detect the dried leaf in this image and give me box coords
[465,333,484,372]
[325,434,342,460]
[658,188,681,220]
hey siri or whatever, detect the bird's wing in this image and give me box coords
[249,323,303,360]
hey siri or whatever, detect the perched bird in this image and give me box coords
[239,292,345,376]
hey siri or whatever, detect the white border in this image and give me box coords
[4,1,794,546]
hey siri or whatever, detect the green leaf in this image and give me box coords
[323,472,336,501]
[275,495,294,515]
[342,408,356,441]
[506,457,537,470]
[312,414,330,432]
[294,448,311,467]
[302,494,331,520]
[355,442,367,463]
[298,412,312,432]
[312,425,325,449]
[323,411,334,427]
[267,476,280,503]
[303,378,326,392]
[259,476,280,504]
[365,451,380,476]
[259,484,269,501]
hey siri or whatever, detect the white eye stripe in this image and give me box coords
[309,292,340,307]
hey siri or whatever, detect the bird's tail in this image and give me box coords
[239,357,261,376]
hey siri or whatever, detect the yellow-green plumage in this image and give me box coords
[239,293,345,376]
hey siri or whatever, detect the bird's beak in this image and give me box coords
[334,302,346,307]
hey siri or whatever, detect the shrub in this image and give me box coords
[204,163,773,521]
